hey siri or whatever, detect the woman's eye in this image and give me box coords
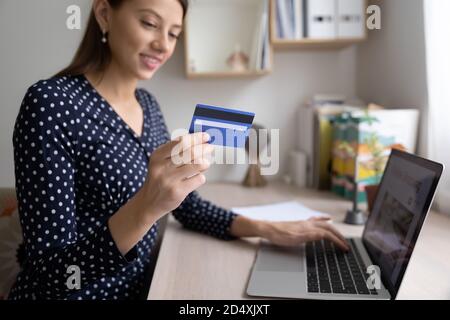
[141,20,180,39]
[142,21,157,29]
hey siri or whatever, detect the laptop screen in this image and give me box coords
[362,149,443,298]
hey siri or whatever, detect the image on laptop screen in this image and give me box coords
[362,150,442,296]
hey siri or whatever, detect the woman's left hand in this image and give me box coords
[257,216,350,251]
[230,215,350,251]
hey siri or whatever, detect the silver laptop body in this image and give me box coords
[247,150,444,300]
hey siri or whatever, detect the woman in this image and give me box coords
[10,0,348,300]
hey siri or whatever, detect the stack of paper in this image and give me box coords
[231,201,330,222]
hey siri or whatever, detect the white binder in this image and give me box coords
[293,0,304,39]
[337,0,365,39]
[276,0,294,39]
[305,0,337,39]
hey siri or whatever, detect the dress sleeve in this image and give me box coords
[12,81,138,299]
[172,191,238,240]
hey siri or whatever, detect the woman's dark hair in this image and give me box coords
[54,0,188,79]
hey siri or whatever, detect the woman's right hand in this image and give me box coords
[139,132,214,223]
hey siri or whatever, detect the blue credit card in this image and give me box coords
[189,104,255,148]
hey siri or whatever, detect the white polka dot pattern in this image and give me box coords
[8,75,237,300]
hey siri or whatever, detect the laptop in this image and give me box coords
[247,149,444,300]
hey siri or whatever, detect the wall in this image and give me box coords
[356,0,428,155]
[0,0,357,186]
[0,0,90,186]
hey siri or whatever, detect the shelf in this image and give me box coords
[183,0,368,79]
[184,0,272,79]
[186,69,272,80]
[269,0,368,51]
[272,38,366,50]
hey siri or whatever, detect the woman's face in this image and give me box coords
[106,0,183,80]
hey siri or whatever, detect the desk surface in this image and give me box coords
[148,182,450,300]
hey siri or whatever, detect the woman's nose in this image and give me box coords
[152,32,169,53]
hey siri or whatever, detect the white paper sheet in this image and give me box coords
[231,201,330,222]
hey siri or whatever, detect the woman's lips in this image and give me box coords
[140,54,162,71]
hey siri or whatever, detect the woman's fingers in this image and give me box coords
[301,229,348,251]
[156,134,213,185]
[173,133,210,157]
[314,221,349,247]
[315,228,349,251]
[309,216,331,222]
[176,143,214,167]
[157,132,210,160]
[192,143,214,163]
[182,172,207,192]
[322,229,350,251]
[174,159,211,181]
[169,133,212,167]
[294,221,349,251]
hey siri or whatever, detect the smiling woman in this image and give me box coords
[9,0,350,301]
[56,0,187,80]
[9,0,241,301]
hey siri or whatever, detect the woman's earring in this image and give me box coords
[101,31,107,44]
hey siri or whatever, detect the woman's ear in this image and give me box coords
[92,0,111,32]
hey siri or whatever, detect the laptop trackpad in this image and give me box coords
[255,242,305,272]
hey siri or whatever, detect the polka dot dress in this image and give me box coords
[9,75,237,300]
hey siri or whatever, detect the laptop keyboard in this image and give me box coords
[306,239,378,295]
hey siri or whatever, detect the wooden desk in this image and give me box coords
[148,182,450,300]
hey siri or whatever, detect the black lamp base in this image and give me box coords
[344,209,367,225]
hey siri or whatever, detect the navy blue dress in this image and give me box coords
[9,75,237,300]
